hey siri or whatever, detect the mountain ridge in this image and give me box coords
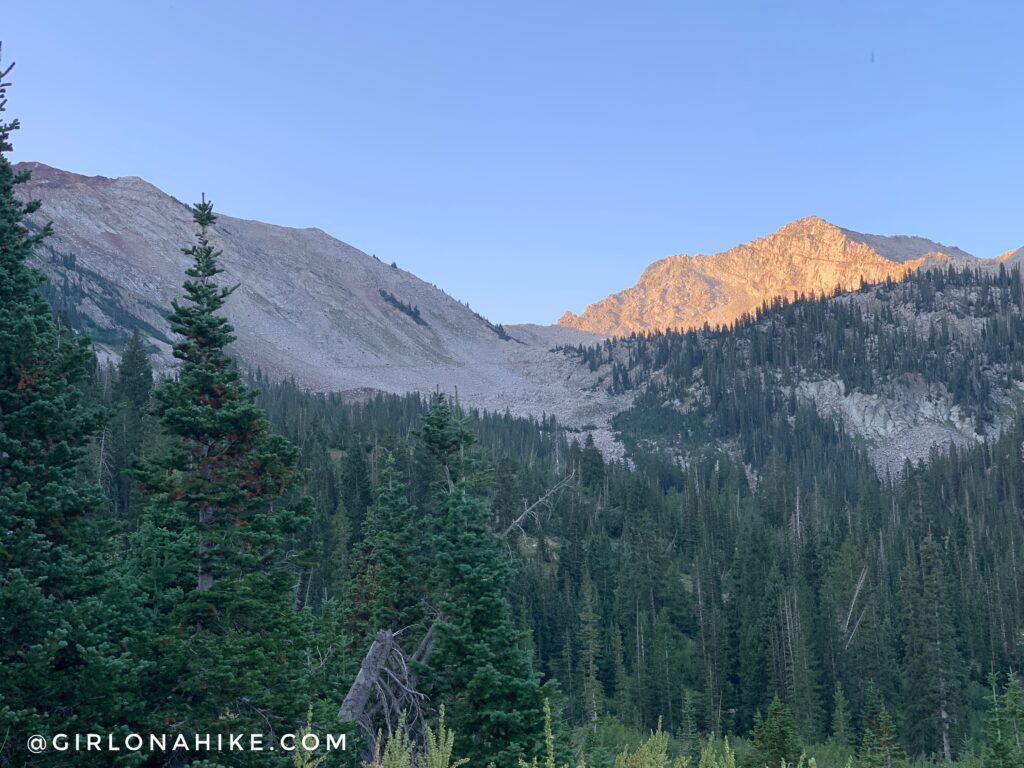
[558,215,982,336]
[15,161,625,452]
[18,161,1020,467]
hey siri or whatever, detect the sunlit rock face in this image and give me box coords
[558,216,975,337]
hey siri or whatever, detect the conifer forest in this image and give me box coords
[4,36,1024,768]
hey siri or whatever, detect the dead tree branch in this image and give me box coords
[502,470,575,538]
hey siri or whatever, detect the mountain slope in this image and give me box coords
[567,265,1024,473]
[558,216,977,336]
[21,162,1019,469]
[838,227,974,263]
[17,162,621,446]
[998,245,1024,265]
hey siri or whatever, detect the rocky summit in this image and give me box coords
[558,216,977,336]
[18,162,1023,469]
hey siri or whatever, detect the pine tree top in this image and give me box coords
[168,196,239,367]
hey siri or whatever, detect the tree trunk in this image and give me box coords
[339,630,395,724]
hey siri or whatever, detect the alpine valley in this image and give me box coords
[11,155,1024,768]
[18,162,1024,470]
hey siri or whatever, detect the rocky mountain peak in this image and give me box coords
[558,217,977,337]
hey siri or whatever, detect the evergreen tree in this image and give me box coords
[612,720,688,768]
[341,444,373,543]
[416,391,476,488]
[349,451,424,642]
[860,683,904,768]
[422,396,546,766]
[580,434,605,489]
[110,328,154,518]
[430,480,546,765]
[899,534,964,761]
[678,691,700,761]
[982,675,1024,768]
[131,196,314,758]
[0,55,138,766]
[752,696,801,768]
[610,626,639,724]
[830,682,853,750]
[117,327,154,408]
[578,574,604,731]
[1004,674,1024,759]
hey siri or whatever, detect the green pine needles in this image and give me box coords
[131,195,315,755]
[0,51,139,767]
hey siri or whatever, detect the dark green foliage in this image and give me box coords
[578,575,604,730]
[341,444,373,543]
[982,674,1024,768]
[430,479,547,765]
[579,433,605,489]
[416,392,476,483]
[117,327,153,408]
[129,198,315,756]
[678,691,699,760]
[347,452,424,642]
[753,696,801,768]
[860,684,905,768]
[421,395,547,766]
[830,682,853,750]
[379,289,428,326]
[107,328,154,519]
[899,534,964,760]
[0,62,139,766]
[141,197,310,590]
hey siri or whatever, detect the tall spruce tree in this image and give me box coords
[348,451,424,643]
[0,54,140,766]
[982,675,1021,768]
[430,482,546,766]
[110,328,153,518]
[419,395,546,766]
[578,574,604,731]
[131,196,314,759]
[860,683,904,768]
[829,682,853,751]
[752,696,801,768]
[899,534,964,761]
[117,327,154,408]
[0,58,99,604]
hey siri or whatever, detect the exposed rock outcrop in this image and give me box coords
[558,216,976,336]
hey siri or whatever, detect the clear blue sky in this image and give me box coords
[6,2,1023,324]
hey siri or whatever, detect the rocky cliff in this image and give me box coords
[558,216,976,336]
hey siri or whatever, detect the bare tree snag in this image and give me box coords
[339,630,395,726]
[338,624,437,757]
[502,470,575,538]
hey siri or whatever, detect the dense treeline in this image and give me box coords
[8,62,1024,768]
[565,266,1024,432]
[80,325,1024,767]
[208,334,1024,768]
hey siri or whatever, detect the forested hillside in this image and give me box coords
[562,266,1024,470]
[8,68,1024,768]
[56,284,1024,767]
